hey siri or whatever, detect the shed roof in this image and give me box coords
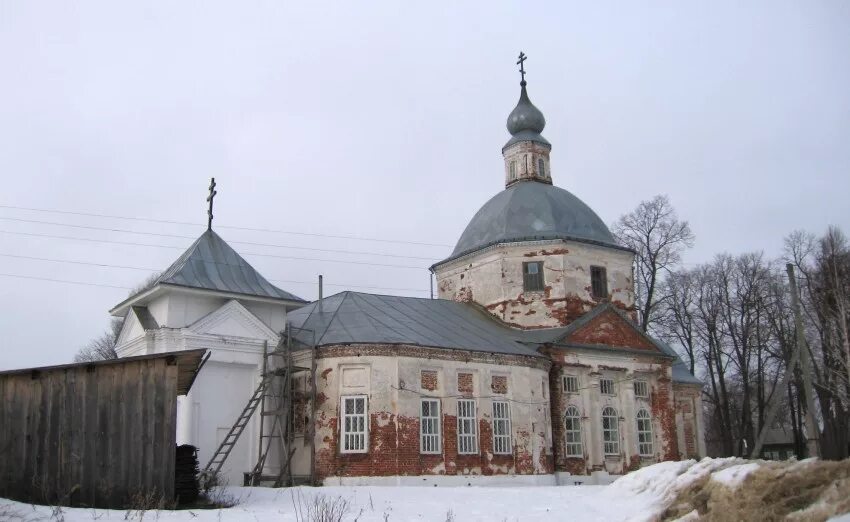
[0,349,208,395]
[287,292,543,358]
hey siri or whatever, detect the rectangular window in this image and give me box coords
[510,161,517,179]
[340,395,368,453]
[538,158,545,177]
[600,378,615,396]
[457,399,478,454]
[590,266,608,299]
[420,399,441,454]
[492,401,512,455]
[563,375,579,393]
[634,380,648,398]
[523,261,544,292]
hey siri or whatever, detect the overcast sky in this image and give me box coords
[1,1,848,369]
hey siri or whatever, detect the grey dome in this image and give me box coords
[445,182,624,261]
[507,85,546,135]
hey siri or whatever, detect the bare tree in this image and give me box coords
[74,316,124,362]
[612,195,695,332]
[73,271,161,362]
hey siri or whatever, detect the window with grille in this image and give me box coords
[602,406,619,455]
[633,380,648,398]
[564,405,583,456]
[590,266,608,299]
[523,261,544,292]
[457,399,478,454]
[563,375,579,393]
[538,158,546,177]
[599,378,615,395]
[492,401,512,455]
[636,409,653,456]
[420,399,441,454]
[341,395,367,453]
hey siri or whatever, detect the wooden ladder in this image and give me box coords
[201,372,274,484]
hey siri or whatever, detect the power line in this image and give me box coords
[0,216,441,261]
[0,203,453,248]
[0,230,429,270]
[0,252,431,294]
[0,273,131,290]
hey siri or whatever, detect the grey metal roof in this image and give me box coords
[504,83,549,149]
[435,182,627,268]
[287,292,543,358]
[155,229,305,302]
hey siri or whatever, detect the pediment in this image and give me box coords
[560,305,660,352]
[116,309,145,347]
[188,299,279,342]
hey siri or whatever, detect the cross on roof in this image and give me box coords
[517,52,527,85]
[206,177,217,230]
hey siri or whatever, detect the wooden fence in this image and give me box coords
[0,349,206,508]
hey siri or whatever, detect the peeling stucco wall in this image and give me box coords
[434,239,635,329]
[546,347,679,475]
[302,344,552,482]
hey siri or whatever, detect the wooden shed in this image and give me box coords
[0,349,207,508]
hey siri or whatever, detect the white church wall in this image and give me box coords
[243,301,288,334]
[434,239,635,329]
[182,360,261,487]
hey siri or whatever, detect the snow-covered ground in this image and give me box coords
[1,459,847,521]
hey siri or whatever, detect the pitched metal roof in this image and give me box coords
[434,182,629,269]
[155,229,305,302]
[287,292,543,358]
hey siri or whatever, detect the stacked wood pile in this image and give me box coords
[175,445,200,504]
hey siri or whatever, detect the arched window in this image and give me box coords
[564,406,582,456]
[636,409,653,457]
[602,407,619,455]
[538,158,546,177]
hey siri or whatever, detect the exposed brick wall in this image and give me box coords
[565,309,656,350]
[650,366,680,462]
[315,411,539,482]
[421,370,438,391]
[491,375,507,394]
[457,373,473,394]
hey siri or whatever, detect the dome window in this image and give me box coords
[538,158,546,178]
[591,266,608,299]
[510,161,517,180]
[523,261,544,292]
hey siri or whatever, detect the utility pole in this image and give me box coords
[787,263,820,458]
[752,264,820,459]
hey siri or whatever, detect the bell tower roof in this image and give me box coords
[504,52,549,150]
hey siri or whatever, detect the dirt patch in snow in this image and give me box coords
[661,459,850,522]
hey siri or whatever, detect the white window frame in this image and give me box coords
[492,401,512,455]
[457,399,478,455]
[636,409,653,457]
[602,406,619,456]
[634,380,648,398]
[420,398,441,454]
[564,405,583,457]
[600,378,615,396]
[563,375,579,394]
[340,395,368,454]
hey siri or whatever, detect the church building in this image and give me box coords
[111,59,704,486]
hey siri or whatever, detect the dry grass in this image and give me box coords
[662,459,850,522]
